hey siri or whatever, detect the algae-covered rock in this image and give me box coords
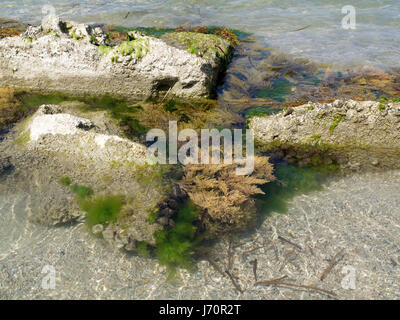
[249,99,400,171]
[0,87,23,130]
[0,16,233,99]
[0,103,176,249]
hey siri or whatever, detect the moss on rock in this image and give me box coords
[161,31,232,59]
[116,38,150,59]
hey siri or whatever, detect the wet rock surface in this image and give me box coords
[249,99,400,171]
[0,15,233,99]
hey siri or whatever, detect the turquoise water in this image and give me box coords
[1,0,400,68]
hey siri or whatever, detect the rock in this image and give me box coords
[26,105,147,165]
[102,226,115,244]
[0,16,233,99]
[157,217,169,226]
[158,207,174,218]
[0,156,13,174]
[22,26,42,39]
[166,198,178,210]
[168,219,176,227]
[170,183,188,200]
[249,99,400,171]
[41,14,66,35]
[283,107,294,117]
[92,224,104,234]
[2,103,170,248]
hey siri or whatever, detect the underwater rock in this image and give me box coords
[0,156,13,175]
[2,103,170,248]
[0,16,233,99]
[249,99,400,171]
[26,105,147,164]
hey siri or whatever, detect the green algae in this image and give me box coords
[83,195,124,230]
[108,25,175,38]
[148,211,158,224]
[60,176,72,186]
[256,78,292,103]
[71,29,79,41]
[329,115,343,135]
[98,45,112,56]
[378,96,400,103]
[154,200,199,277]
[116,38,149,59]
[162,31,232,58]
[136,241,151,258]
[70,184,94,200]
[378,103,387,111]
[15,91,70,113]
[13,130,30,145]
[245,106,282,118]
[58,177,123,231]
[89,35,97,45]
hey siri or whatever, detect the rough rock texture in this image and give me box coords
[249,99,400,171]
[0,156,12,175]
[0,15,233,99]
[0,103,171,250]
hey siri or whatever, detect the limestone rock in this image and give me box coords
[249,99,400,171]
[1,103,169,248]
[0,16,233,98]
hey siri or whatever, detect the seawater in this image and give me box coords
[1,0,399,68]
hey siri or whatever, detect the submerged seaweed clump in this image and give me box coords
[0,18,24,39]
[182,155,275,237]
[154,200,199,276]
[70,184,94,200]
[0,88,24,130]
[83,195,124,230]
[0,27,22,39]
[59,177,123,233]
[220,46,400,117]
[132,96,234,133]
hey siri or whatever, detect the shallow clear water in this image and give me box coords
[1,169,399,299]
[0,0,400,299]
[1,0,400,68]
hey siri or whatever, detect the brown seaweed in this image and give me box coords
[278,235,302,251]
[320,248,345,281]
[252,259,258,282]
[225,270,243,293]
